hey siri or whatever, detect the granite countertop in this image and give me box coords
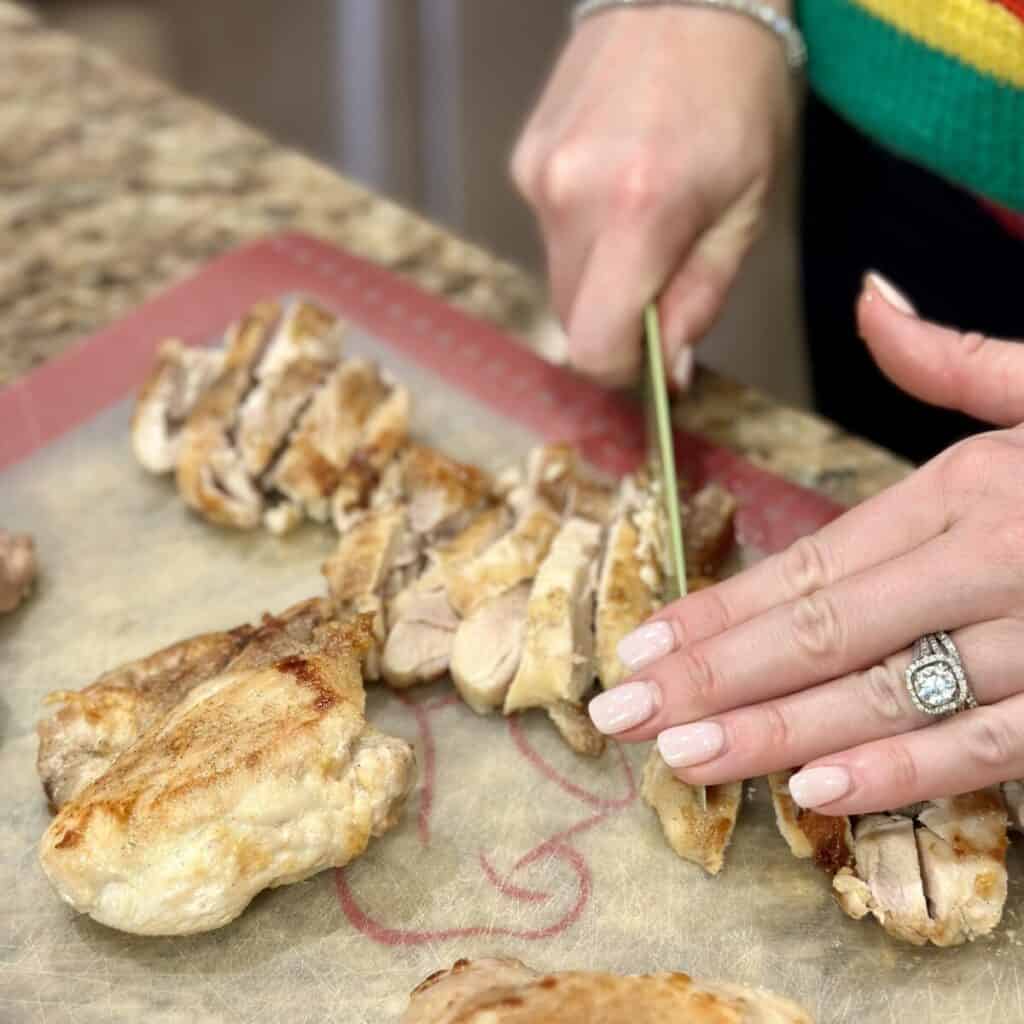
[0,3,910,506]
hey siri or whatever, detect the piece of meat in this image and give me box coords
[235,300,344,478]
[767,772,853,875]
[914,790,1008,946]
[503,517,602,716]
[0,529,37,614]
[175,301,280,528]
[510,444,617,525]
[382,507,510,690]
[682,482,738,579]
[269,359,400,528]
[450,584,530,714]
[641,748,742,876]
[545,699,606,758]
[35,598,334,811]
[595,506,660,690]
[446,502,561,618]
[403,957,813,1024]
[1003,780,1024,833]
[322,506,419,678]
[398,444,493,539]
[131,339,225,474]
[39,617,416,936]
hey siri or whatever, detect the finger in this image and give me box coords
[659,179,765,388]
[615,459,952,677]
[541,221,595,331]
[611,525,1018,741]
[786,690,1024,816]
[858,272,1024,427]
[654,619,1023,786]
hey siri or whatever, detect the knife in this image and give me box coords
[643,303,706,812]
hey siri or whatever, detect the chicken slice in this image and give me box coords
[641,749,742,876]
[502,517,602,716]
[382,506,509,690]
[446,501,561,618]
[35,598,334,811]
[322,506,418,679]
[131,340,225,474]
[833,814,933,946]
[682,482,738,579]
[403,957,813,1024]
[1003,780,1024,833]
[235,300,344,479]
[914,790,1009,946]
[509,443,617,525]
[767,771,853,874]
[397,443,493,539]
[267,359,399,528]
[39,618,416,936]
[0,528,37,614]
[450,584,530,714]
[175,301,280,528]
[545,700,606,758]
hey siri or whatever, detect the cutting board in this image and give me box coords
[1,234,1020,1024]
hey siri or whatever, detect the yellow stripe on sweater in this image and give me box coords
[853,0,1024,87]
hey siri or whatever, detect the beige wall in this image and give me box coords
[38,0,809,407]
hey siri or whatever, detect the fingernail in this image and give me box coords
[657,722,725,768]
[589,681,659,734]
[866,271,916,317]
[671,347,694,390]
[617,621,675,672]
[788,766,852,809]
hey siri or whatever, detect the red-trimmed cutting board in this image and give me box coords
[2,234,1015,1024]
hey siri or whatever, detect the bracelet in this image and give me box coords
[572,0,807,72]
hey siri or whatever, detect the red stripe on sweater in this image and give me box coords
[993,0,1024,22]
[980,200,1024,241]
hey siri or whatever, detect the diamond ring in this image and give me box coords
[905,632,978,716]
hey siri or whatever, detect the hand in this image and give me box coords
[510,5,795,388]
[589,272,1024,815]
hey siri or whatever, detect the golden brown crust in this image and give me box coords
[683,483,737,579]
[767,772,854,875]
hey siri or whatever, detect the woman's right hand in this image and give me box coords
[511,4,797,388]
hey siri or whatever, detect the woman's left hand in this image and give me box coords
[589,272,1024,816]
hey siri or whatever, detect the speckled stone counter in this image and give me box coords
[0,2,910,506]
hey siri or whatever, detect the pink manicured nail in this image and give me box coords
[589,682,659,735]
[671,347,695,390]
[788,766,852,809]
[867,271,916,316]
[617,621,675,672]
[657,722,725,768]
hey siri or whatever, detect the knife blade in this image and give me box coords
[643,303,706,812]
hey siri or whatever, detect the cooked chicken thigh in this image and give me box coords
[39,618,415,936]
[767,772,853,875]
[641,749,743,876]
[403,957,813,1024]
[1004,780,1024,833]
[0,528,37,614]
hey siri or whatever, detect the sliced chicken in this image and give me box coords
[403,957,813,1024]
[36,598,334,811]
[322,506,418,678]
[131,339,225,474]
[545,699,606,758]
[268,359,400,528]
[0,528,37,614]
[503,517,602,716]
[509,443,616,525]
[641,748,743,876]
[767,771,853,874]
[39,618,416,936]
[682,482,738,579]
[382,507,509,689]
[446,501,561,618]
[235,300,344,478]
[175,301,280,528]
[1003,780,1024,833]
[450,584,530,714]
[397,444,493,539]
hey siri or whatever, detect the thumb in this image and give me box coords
[857,272,1024,427]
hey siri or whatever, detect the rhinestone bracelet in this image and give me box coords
[572,0,807,71]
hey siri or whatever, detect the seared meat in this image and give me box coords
[509,443,617,525]
[175,301,280,529]
[641,749,742,876]
[682,482,738,579]
[0,528,37,614]
[767,771,853,875]
[403,957,813,1024]
[39,617,415,936]
[398,444,493,539]
[36,598,334,811]
[1004,780,1024,833]
[545,699,606,758]
[131,340,225,474]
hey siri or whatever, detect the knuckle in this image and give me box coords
[780,535,835,598]
[609,152,667,217]
[941,434,1013,494]
[676,646,719,708]
[692,585,733,640]
[963,710,1019,768]
[862,662,908,726]
[790,592,845,661]
[536,141,590,211]
[758,701,792,756]
[886,741,920,795]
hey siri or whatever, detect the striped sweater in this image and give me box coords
[797,0,1024,229]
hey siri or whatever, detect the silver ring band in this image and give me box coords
[905,631,978,716]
